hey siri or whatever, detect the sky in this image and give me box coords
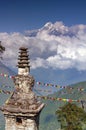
[0,0,86,32]
[0,0,86,73]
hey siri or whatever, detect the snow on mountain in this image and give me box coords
[41,21,69,35]
[25,21,69,37]
[25,21,86,38]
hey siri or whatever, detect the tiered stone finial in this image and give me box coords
[17,47,30,75]
[0,47,45,130]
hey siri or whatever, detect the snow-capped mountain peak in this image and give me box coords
[43,22,53,30]
[25,21,86,39]
[25,21,71,37]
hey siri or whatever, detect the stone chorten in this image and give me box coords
[0,47,45,130]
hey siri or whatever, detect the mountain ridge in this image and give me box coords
[25,21,86,37]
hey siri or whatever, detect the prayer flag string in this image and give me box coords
[36,81,86,91]
[0,73,15,79]
[0,73,86,92]
[0,89,85,103]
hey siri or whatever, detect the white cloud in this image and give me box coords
[0,21,86,71]
[31,58,48,69]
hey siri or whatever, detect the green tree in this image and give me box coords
[55,103,86,130]
[0,41,5,59]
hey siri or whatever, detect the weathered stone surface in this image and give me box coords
[0,47,45,130]
[5,116,38,130]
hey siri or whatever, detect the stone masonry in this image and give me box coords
[0,47,45,130]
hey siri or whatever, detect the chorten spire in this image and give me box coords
[0,47,45,130]
[17,47,30,75]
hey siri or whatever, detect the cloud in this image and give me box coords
[0,21,86,71]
